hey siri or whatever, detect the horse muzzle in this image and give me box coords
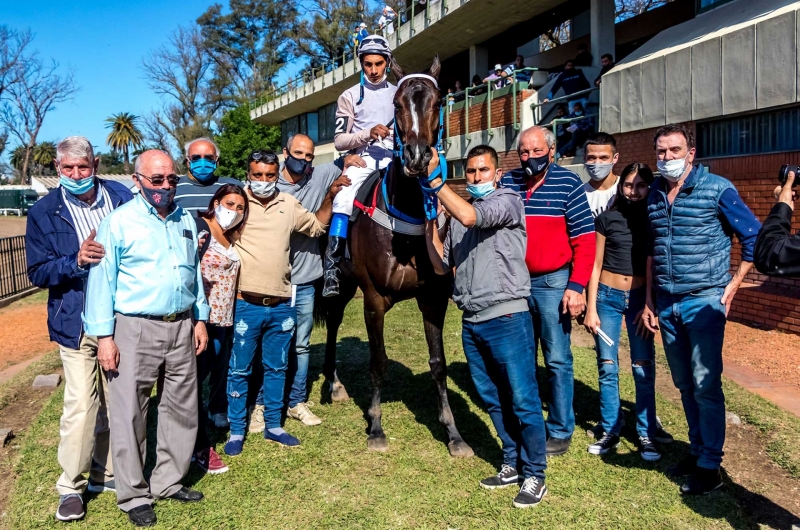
[402,142,433,176]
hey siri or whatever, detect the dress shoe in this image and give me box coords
[165,486,204,503]
[127,505,156,527]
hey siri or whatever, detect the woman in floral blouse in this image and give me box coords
[193,184,249,474]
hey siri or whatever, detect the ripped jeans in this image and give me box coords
[227,298,296,435]
[593,284,656,438]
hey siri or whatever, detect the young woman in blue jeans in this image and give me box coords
[583,163,669,461]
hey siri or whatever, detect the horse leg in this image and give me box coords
[363,292,390,452]
[323,280,358,402]
[417,295,475,458]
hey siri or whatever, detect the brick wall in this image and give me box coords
[613,123,800,333]
[446,90,534,137]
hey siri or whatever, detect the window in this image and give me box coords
[448,159,467,180]
[697,0,735,13]
[280,111,320,146]
[697,106,800,158]
[318,102,338,144]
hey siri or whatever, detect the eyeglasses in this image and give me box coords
[135,173,180,187]
[248,151,279,164]
[188,154,216,162]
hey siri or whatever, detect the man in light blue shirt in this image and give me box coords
[83,150,209,527]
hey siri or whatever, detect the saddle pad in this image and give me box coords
[349,168,383,223]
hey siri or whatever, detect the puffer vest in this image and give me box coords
[648,165,734,295]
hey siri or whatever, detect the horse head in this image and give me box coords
[392,56,442,176]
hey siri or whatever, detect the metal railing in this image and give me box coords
[0,236,32,300]
[549,113,598,159]
[530,86,598,124]
[442,68,538,143]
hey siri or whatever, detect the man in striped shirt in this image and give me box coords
[26,136,133,522]
[174,137,242,217]
[501,125,596,457]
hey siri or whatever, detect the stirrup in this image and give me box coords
[322,272,340,298]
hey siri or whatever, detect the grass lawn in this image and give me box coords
[7,298,754,529]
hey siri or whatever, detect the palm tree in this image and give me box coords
[10,145,25,171]
[106,112,144,174]
[32,141,57,173]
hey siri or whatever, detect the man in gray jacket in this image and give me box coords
[424,145,548,509]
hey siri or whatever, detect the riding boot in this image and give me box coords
[323,236,346,298]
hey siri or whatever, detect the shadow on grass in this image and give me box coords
[305,336,501,466]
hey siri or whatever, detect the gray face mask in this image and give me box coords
[584,163,614,181]
[249,180,276,198]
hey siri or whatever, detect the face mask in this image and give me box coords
[214,203,243,230]
[139,185,175,209]
[574,110,584,116]
[585,163,614,182]
[466,181,496,199]
[284,154,312,177]
[189,158,217,182]
[364,71,388,85]
[524,153,550,177]
[60,174,95,196]
[249,180,276,198]
[657,158,687,182]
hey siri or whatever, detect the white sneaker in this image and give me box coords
[209,412,229,429]
[287,402,322,426]
[249,404,265,433]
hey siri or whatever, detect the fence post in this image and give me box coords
[512,77,519,131]
[411,1,416,35]
[445,101,451,149]
[487,81,493,136]
[465,86,470,137]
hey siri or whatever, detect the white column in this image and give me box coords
[590,0,615,67]
[469,45,489,81]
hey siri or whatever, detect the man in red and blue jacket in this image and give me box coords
[501,125,596,457]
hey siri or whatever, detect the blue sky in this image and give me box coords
[1,0,304,162]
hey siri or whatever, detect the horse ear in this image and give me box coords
[427,55,441,81]
[391,57,406,81]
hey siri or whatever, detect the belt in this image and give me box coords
[137,309,192,322]
[237,292,289,307]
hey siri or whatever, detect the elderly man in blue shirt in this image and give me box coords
[83,149,210,528]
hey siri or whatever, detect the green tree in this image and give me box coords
[293,0,369,69]
[32,140,56,174]
[97,151,127,174]
[9,144,24,171]
[106,112,144,174]
[214,105,280,181]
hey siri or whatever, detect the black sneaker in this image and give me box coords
[680,467,723,495]
[668,454,698,477]
[587,433,620,455]
[638,436,661,461]
[56,494,85,522]
[513,477,548,508]
[545,437,571,456]
[479,464,520,490]
[653,425,674,444]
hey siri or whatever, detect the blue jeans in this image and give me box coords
[287,282,315,408]
[657,288,727,469]
[594,285,656,438]
[462,311,547,479]
[227,299,296,434]
[528,268,574,440]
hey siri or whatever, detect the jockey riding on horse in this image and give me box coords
[322,34,397,297]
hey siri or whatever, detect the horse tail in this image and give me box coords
[313,279,328,328]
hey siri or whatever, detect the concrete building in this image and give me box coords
[251,0,800,332]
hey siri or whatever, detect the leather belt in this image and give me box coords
[138,309,192,322]
[237,292,289,307]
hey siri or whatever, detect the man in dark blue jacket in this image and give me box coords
[544,60,590,113]
[26,136,133,523]
[640,124,760,496]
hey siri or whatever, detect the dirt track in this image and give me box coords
[0,217,26,238]
[0,302,53,372]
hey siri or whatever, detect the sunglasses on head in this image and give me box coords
[188,154,216,162]
[248,151,278,164]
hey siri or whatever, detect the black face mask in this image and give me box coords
[284,153,312,177]
[140,186,176,209]
[524,153,551,177]
[618,196,648,216]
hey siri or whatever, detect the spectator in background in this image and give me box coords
[755,169,800,276]
[573,43,593,67]
[551,105,572,148]
[544,60,590,113]
[27,136,133,523]
[505,55,531,84]
[595,54,615,86]
[378,6,397,35]
[557,101,594,158]
[483,64,509,89]
[356,22,369,45]
[447,88,455,108]
[453,80,465,102]
[470,74,486,97]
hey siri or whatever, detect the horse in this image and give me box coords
[319,56,474,457]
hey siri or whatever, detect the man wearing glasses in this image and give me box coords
[174,137,242,217]
[223,150,349,456]
[26,136,133,523]
[83,150,210,527]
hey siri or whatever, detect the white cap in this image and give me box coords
[360,22,367,27]
[494,64,502,71]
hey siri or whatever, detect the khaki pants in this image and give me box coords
[109,314,198,512]
[56,334,113,495]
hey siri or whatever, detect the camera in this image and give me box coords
[778,164,800,186]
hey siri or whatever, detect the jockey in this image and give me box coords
[323,34,398,297]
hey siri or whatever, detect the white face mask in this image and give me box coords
[657,157,688,182]
[364,73,388,86]
[584,163,614,182]
[214,203,243,230]
[249,180,276,198]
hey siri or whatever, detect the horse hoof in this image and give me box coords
[367,436,389,452]
[331,382,350,402]
[448,440,474,458]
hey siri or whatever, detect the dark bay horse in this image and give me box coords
[320,57,473,457]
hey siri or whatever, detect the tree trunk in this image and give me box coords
[124,146,130,175]
[21,144,33,185]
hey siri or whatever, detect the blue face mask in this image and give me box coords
[466,181,495,199]
[189,159,217,182]
[60,174,95,196]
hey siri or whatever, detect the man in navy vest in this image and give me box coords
[641,124,760,495]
